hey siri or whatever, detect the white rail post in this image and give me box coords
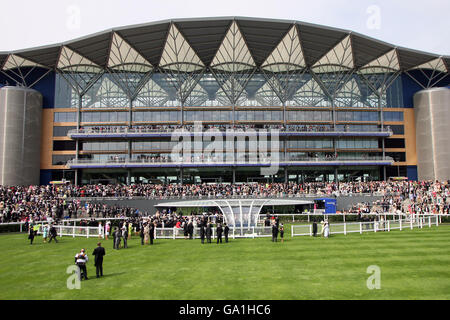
[428,216,431,228]
[360,222,362,234]
[387,220,390,232]
[309,224,312,237]
[173,228,176,240]
[436,215,439,226]
[20,223,22,233]
[410,218,413,230]
[439,214,442,224]
[374,221,377,233]
[291,225,294,237]
[420,217,423,229]
[399,218,402,231]
[73,226,75,238]
[344,223,347,235]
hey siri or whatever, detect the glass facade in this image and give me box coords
[47,20,429,185]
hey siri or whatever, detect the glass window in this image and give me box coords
[53,126,76,137]
[53,141,76,151]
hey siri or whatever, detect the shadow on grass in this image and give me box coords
[94,272,126,279]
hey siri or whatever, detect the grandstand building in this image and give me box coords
[0,17,449,185]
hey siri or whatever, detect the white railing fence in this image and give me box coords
[154,226,273,239]
[34,225,273,239]
[36,225,104,238]
[291,216,439,237]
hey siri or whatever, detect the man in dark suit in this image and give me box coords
[216,223,223,244]
[92,242,106,278]
[48,225,58,243]
[113,227,121,249]
[188,221,194,240]
[224,223,230,243]
[122,226,128,248]
[139,223,145,245]
[272,222,278,242]
[28,225,35,245]
[149,222,155,245]
[312,220,318,237]
[200,224,206,244]
[206,222,212,243]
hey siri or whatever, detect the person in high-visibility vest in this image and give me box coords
[128,222,133,239]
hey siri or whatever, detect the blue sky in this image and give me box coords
[0,0,448,55]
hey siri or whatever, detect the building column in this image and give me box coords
[127,169,131,185]
[74,169,79,186]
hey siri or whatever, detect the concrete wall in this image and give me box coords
[414,87,450,180]
[0,86,43,185]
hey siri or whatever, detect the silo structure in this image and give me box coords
[0,86,43,186]
[414,87,450,181]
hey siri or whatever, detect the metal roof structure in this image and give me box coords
[0,16,448,72]
[155,198,314,228]
[0,17,448,92]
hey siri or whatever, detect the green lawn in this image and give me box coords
[0,225,449,300]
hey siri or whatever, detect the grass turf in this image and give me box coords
[0,224,449,300]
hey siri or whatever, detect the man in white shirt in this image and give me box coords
[75,249,89,280]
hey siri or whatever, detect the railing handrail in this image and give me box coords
[68,127,393,135]
[67,156,394,165]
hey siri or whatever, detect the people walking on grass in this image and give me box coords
[48,225,58,243]
[279,223,284,243]
[113,227,121,249]
[149,222,155,245]
[206,222,212,243]
[28,225,35,245]
[144,223,150,245]
[98,222,103,239]
[224,223,229,243]
[188,220,194,240]
[140,224,145,245]
[200,223,205,244]
[183,220,189,240]
[42,224,48,243]
[122,224,128,249]
[105,221,110,240]
[128,222,133,239]
[312,220,318,237]
[216,223,223,244]
[272,221,278,242]
[323,220,330,238]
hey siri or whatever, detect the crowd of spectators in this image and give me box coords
[0,180,449,224]
[75,124,391,135]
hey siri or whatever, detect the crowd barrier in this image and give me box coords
[291,215,439,237]
[34,225,273,239]
[36,225,104,238]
